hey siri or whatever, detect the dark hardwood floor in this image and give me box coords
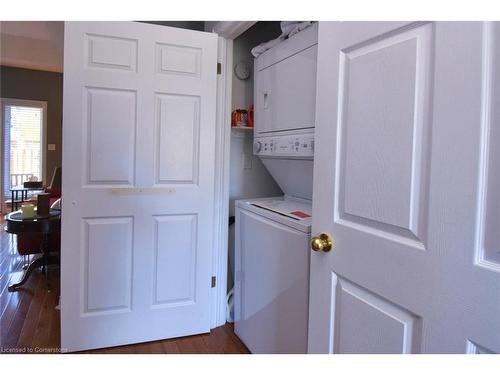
[0,218,249,354]
[84,323,249,354]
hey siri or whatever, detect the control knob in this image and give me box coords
[253,141,262,153]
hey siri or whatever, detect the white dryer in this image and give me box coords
[234,196,311,353]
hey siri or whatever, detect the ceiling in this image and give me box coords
[0,21,64,72]
[0,21,64,44]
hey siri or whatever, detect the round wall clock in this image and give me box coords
[234,61,251,80]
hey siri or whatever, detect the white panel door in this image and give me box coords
[309,21,500,353]
[62,22,217,352]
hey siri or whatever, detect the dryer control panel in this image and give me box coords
[254,134,315,158]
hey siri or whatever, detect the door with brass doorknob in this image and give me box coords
[310,233,333,252]
[308,21,500,354]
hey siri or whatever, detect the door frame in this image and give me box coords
[210,21,252,327]
[0,97,48,213]
[210,22,256,39]
[211,35,233,327]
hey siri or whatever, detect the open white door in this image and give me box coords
[309,22,500,353]
[61,22,217,351]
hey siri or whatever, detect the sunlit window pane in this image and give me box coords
[3,105,43,192]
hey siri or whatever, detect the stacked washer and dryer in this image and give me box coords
[234,23,318,353]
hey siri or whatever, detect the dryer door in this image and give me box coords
[254,45,318,134]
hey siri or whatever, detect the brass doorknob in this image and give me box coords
[310,233,333,252]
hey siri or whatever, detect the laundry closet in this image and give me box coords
[227,21,318,354]
[225,22,283,295]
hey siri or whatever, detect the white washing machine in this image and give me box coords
[234,196,312,353]
[234,131,315,354]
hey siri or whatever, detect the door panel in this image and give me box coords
[86,34,138,71]
[333,277,421,354]
[155,94,200,184]
[62,21,217,352]
[83,217,133,314]
[309,21,500,354]
[156,43,201,77]
[338,24,432,243]
[152,214,197,307]
[86,87,136,185]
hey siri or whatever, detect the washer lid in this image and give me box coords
[237,196,312,233]
[251,198,312,220]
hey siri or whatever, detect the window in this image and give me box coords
[0,98,47,209]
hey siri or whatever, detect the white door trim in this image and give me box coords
[211,22,256,39]
[210,22,255,328]
[210,36,233,327]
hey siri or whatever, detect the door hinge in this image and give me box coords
[211,276,216,288]
[217,63,222,75]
